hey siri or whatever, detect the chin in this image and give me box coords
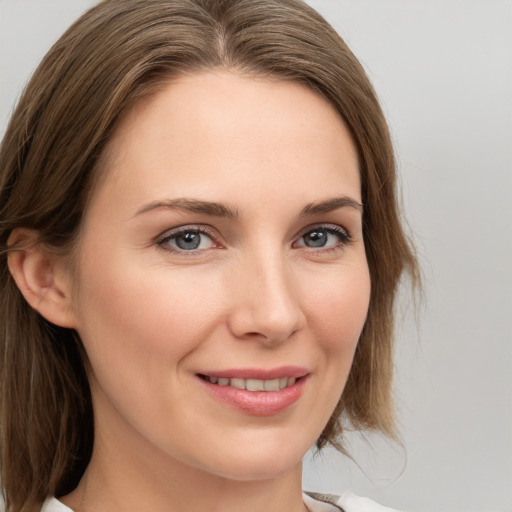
[189,432,311,482]
[205,457,302,482]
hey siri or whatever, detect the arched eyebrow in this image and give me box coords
[300,196,363,216]
[133,198,239,218]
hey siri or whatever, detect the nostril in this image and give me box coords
[226,284,306,344]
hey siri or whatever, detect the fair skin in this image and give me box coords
[9,71,370,512]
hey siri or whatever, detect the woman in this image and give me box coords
[0,1,419,511]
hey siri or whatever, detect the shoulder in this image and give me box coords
[305,491,404,512]
[41,498,73,512]
[338,490,404,512]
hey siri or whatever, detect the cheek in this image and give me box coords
[73,254,224,382]
[305,261,371,353]
[298,260,371,437]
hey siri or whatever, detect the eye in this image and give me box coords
[294,225,351,250]
[158,227,217,253]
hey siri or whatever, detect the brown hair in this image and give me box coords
[0,0,419,510]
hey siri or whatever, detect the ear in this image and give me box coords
[7,228,78,328]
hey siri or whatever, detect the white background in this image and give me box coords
[1,2,511,512]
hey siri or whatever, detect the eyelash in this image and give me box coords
[157,225,219,255]
[156,224,352,255]
[294,224,353,254]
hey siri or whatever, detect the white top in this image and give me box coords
[41,491,401,512]
[305,492,402,512]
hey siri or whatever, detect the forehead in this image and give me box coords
[92,71,361,216]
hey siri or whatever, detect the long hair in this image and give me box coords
[0,1,420,510]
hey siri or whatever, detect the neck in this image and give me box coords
[61,424,307,512]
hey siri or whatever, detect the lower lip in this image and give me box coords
[199,376,308,416]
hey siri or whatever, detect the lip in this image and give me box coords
[197,366,309,416]
[199,366,309,380]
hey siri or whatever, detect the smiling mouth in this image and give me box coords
[198,374,299,392]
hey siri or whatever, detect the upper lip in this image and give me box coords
[197,366,309,380]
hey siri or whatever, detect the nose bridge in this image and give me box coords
[228,243,305,343]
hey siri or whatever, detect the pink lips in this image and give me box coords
[197,366,309,416]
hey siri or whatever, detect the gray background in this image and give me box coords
[1,1,511,511]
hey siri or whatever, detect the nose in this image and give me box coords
[226,249,306,345]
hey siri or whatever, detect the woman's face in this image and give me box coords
[68,71,370,481]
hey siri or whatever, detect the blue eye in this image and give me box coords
[159,229,215,252]
[296,226,351,249]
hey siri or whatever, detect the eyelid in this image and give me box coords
[155,222,352,256]
[293,223,352,249]
[296,222,350,237]
[156,224,222,253]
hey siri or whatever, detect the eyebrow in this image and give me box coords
[133,195,362,220]
[133,198,239,219]
[300,196,363,216]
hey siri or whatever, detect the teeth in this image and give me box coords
[246,379,265,391]
[207,375,299,391]
[230,378,245,390]
[264,378,280,391]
